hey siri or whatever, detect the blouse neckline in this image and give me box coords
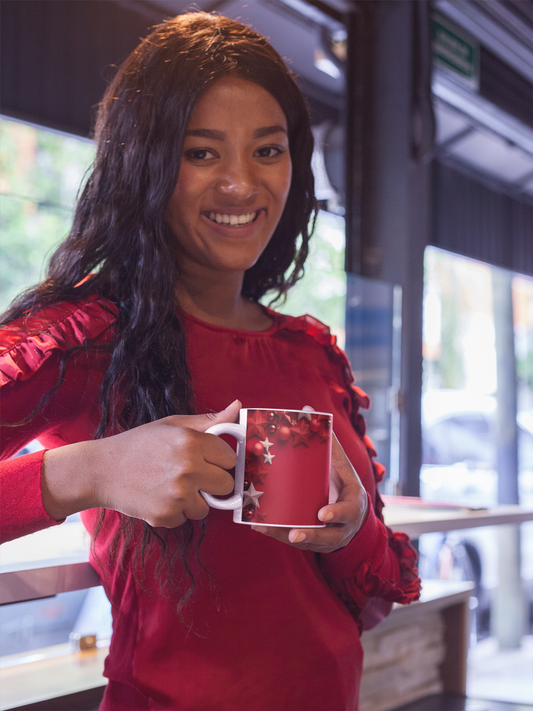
[182,305,286,336]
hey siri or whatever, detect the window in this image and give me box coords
[419,246,533,648]
[0,118,106,668]
[0,116,95,311]
[421,246,533,509]
[264,209,346,348]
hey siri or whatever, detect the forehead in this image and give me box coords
[187,76,287,131]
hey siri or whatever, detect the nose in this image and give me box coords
[214,159,259,202]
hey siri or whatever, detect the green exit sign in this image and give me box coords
[433,14,479,89]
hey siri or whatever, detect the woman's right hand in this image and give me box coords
[41,400,241,527]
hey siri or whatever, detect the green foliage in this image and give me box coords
[422,248,466,391]
[0,118,95,312]
[0,195,71,309]
[266,210,346,339]
[517,349,533,390]
[437,281,465,390]
[0,118,94,207]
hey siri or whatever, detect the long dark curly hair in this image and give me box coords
[1,12,316,606]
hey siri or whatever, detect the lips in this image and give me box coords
[205,210,259,226]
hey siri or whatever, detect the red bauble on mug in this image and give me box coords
[278,426,291,441]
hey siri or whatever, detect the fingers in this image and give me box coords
[251,499,357,550]
[251,523,350,553]
[144,458,236,527]
[193,429,238,471]
[330,433,360,488]
[158,421,239,482]
[300,407,358,496]
[252,503,368,552]
[165,399,241,433]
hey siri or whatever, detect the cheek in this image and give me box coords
[167,180,191,230]
[277,162,293,210]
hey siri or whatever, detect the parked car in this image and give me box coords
[421,390,533,509]
[419,390,533,640]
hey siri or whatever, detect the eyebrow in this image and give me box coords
[254,125,287,138]
[185,125,287,140]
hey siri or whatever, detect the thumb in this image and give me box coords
[331,432,364,490]
[331,432,347,470]
[172,399,242,433]
[328,432,345,499]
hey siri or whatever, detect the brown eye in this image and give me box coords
[185,148,216,161]
[256,146,283,159]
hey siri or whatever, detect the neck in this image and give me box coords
[176,269,272,331]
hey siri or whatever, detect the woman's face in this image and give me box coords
[167,76,292,280]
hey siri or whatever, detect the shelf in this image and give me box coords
[383,503,533,538]
[0,643,108,711]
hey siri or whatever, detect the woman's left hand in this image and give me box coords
[252,432,369,554]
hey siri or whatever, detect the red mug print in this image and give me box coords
[201,408,333,527]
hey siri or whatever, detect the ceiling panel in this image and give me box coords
[435,102,472,144]
[447,129,533,183]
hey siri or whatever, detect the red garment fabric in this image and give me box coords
[0,296,420,711]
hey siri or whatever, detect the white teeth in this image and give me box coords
[208,211,257,226]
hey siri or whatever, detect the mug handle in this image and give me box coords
[200,422,246,510]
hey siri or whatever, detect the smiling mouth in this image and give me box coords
[206,211,258,226]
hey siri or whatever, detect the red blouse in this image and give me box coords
[0,295,420,711]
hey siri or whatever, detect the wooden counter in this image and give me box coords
[359,580,474,711]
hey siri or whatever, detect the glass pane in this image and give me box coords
[421,247,497,507]
[420,246,533,658]
[0,194,71,309]
[514,274,533,507]
[267,210,346,347]
[0,117,95,311]
[421,246,533,509]
[344,275,402,492]
[0,586,112,660]
[0,117,94,209]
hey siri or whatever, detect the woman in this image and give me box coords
[0,13,420,710]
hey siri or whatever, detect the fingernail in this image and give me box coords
[289,531,306,543]
[319,509,333,522]
[252,526,267,534]
[224,399,241,410]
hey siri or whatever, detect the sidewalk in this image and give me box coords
[466,635,533,705]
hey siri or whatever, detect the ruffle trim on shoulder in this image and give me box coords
[273,311,386,509]
[0,295,118,387]
[272,312,369,412]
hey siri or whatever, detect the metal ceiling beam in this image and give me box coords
[435,0,533,84]
[433,71,533,157]
[275,0,344,27]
